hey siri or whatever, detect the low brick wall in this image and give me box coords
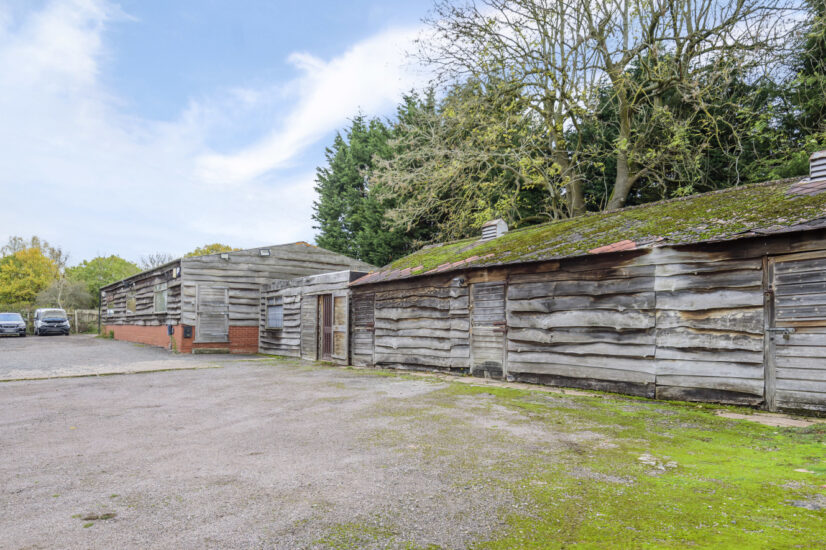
[104,324,258,354]
[104,324,183,352]
[228,325,259,354]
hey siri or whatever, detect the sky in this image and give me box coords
[0,0,433,266]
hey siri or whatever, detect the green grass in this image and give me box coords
[260,360,825,548]
[433,384,826,549]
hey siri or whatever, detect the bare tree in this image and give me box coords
[422,0,600,216]
[420,0,804,213]
[139,252,175,271]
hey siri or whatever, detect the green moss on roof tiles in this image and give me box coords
[381,178,826,278]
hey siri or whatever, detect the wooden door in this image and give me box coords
[331,292,349,362]
[470,282,506,378]
[196,285,229,342]
[766,252,826,412]
[300,295,318,360]
[351,293,375,366]
[320,294,333,361]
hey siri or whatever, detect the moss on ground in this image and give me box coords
[276,360,825,548]
[433,384,826,549]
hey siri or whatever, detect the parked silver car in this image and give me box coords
[0,312,27,337]
[34,308,70,336]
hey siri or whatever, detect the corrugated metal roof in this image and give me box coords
[352,177,826,286]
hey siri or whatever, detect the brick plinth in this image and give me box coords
[105,324,258,354]
[104,324,183,352]
[228,325,259,354]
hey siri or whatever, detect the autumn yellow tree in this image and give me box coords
[185,243,240,257]
[0,248,59,305]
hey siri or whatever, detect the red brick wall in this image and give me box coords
[228,325,259,354]
[105,324,257,354]
[104,324,183,352]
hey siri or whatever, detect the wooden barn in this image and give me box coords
[258,270,367,364]
[349,168,826,413]
[100,243,372,354]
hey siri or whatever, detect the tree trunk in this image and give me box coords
[607,94,634,210]
[568,177,586,216]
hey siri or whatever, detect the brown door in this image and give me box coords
[320,294,333,361]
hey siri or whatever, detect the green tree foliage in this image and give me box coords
[2,235,68,270]
[313,113,410,266]
[0,248,59,305]
[184,244,240,257]
[373,83,557,244]
[312,0,825,265]
[66,256,140,307]
[36,280,93,310]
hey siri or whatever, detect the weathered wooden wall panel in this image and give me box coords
[470,282,506,377]
[351,232,826,411]
[652,251,765,405]
[506,258,657,396]
[183,244,373,329]
[769,253,826,412]
[259,270,363,363]
[350,292,375,366]
[369,279,470,373]
[101,261,182,327]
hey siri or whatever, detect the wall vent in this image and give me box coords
[480,219,508,241]
[811,150,826,181]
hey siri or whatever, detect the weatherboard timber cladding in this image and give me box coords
[180,243,373,329]
[351,230,826,412]
[350,292,375,366]
[100,260,182,328]
[767,251,826,413]
[102,243,373,353]
[259,270,366,364]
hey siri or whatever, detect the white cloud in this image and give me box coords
[195,25,423,185]
[0,0,427,264]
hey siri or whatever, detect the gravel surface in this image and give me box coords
[0,334,211,380]
[0,358,554,549]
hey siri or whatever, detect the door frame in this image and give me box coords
[468,281,507,378]
[195,284,229,343]
[318,294,333,361]
[763,249,826,411]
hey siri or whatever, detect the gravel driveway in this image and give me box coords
[0,334,212,380]
[0,359,523,549]
[2,348,823,549]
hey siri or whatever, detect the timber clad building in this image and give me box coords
[100,243,372,354]
[348,171,826,414]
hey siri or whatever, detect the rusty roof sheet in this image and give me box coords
[351,177,826,287]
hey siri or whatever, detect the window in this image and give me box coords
[154,282,168,313]
[266,297,283,329]
[126,289,137,314]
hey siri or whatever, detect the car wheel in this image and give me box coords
[20,333,26,337]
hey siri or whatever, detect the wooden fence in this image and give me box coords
[7,308,100,334]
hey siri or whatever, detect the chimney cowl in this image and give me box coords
[810,150,826,181]
[481,219,508,241]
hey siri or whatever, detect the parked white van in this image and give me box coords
[34,308,70,336]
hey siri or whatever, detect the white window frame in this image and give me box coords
[154,282,168,313]
[125,289,137,315]
[266,296,283,330]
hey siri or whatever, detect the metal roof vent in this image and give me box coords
[480,219,508,241]
[811,150,826,181]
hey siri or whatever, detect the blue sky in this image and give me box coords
[0,0,432,265]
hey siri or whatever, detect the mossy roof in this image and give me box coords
[352,177,826,286]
